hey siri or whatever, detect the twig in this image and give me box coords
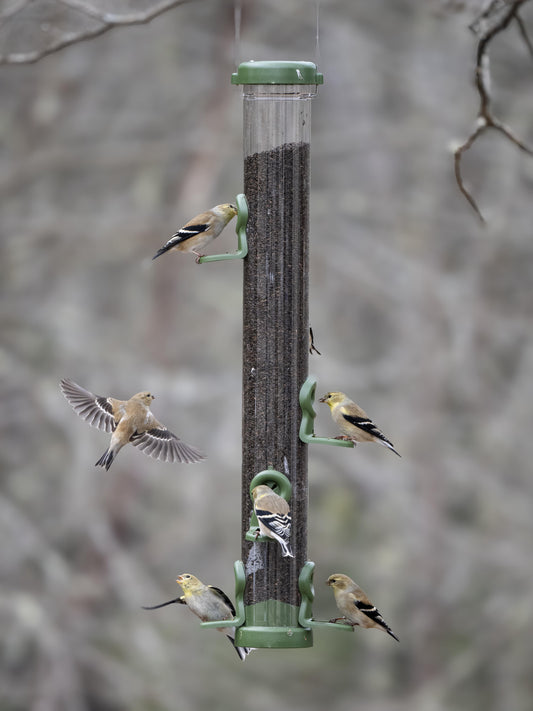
[0,0,197,65]
[454,0,533,222]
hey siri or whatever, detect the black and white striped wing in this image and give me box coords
[342,413,381,439]
[131,427,206,464]
[170,222,209,247]
[60,378,115,433]
[256,508,292,539]
[354,599,399,641]
[342,412,399,454]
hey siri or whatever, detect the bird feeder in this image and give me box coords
[232,60,323,648]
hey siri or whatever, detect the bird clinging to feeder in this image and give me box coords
[326,573,399,642]
[143,573,252,661]
[252,484,294,558]
[319,391,400,456]
[152,203,237,263]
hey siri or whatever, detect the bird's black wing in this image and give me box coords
[142,596,186,610]
[354,599,399,641]
[171,222,209,245]
[255,508,291,538]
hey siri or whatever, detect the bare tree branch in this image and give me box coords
[0,0,196,65]
[454,0,533,222]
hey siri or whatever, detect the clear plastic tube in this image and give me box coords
[239,71,319,647]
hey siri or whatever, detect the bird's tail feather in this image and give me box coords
[152,244,172,260]
[280,540,294,558]
[95,449,114,470]
[380,439,401,457]
[225,634,253,661]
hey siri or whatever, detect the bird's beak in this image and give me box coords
[318,396,326,403]
[176,576,183,583]
[325,579,331,586]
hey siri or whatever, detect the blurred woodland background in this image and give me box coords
[2,0,533,709]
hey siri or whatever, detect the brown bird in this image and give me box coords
[60,378,206,470]
[152,204,237,263]
[326,573,399,641]
[143,573,252,661]
[319,391,400,456]
[252,484,294,558]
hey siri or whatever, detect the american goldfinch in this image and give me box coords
[142,573,252,661]
[326,573,399,642]
[60,378,205,470]
[319,391,400,456]
[153,203,238,263]
[309,326,321,355]
[251,484,294,558]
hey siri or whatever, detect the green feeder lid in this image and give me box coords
[232,60,324,85]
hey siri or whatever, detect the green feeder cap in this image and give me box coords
[232,60,324,85]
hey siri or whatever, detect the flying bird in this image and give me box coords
[319,391,400,456]
[143,573,252,661]
[152,203,237,263]
[326,573,399,642]
[252,484,294,558]
[60,378,205,470]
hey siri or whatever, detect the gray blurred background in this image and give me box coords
[2,1,533,709]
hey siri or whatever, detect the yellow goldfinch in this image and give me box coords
[326,573,399,642]
[319,391,400,456]
[252,484,294,558]
[60,378,205,470]
[143,573,252,661]
[153,203,237,263]
[309,326,321,355]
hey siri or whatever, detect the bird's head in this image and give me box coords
[176,573,203,593]
[133,392,155,406]
[214,203,238,222]
[326,574,350,590]
[252,484,273,501]
[319,392,345,408]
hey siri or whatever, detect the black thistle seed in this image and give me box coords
[242,142,310,607]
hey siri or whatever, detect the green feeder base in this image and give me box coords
[235,601,313,649]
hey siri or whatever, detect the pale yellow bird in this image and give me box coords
[153,203,237,263]
[326,573,399,641]
[60,378,205,470]
[143,573,252,661]
[252,484,294,558]
[319,391,400,456]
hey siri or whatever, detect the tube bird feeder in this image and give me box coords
[232,60,323,649]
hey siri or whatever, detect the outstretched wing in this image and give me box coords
[131,427,206,464]
[142,596,186,610]
[60,378,115,433]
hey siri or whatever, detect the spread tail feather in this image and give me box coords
[95,449,115,470]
